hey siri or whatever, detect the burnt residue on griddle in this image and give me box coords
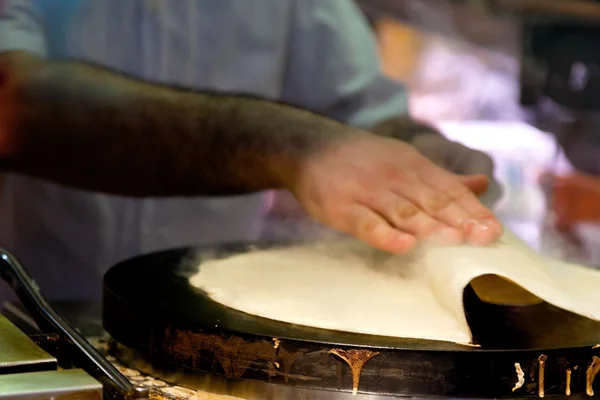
[512,362,525,392]
[205,335,265,379]
[538,354,548,398]
[278,347,307,383]
[329,348,380,396]
[165,329,310,382]
[586,356,600,396]
[166,329,272,378]
[526,358,538,395]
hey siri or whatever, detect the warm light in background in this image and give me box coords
[376,18,422,82]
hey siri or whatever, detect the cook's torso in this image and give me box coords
[0,0,293,300]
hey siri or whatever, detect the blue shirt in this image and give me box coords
[0,0,408,300]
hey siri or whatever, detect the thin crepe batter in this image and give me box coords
[189,232,600,345]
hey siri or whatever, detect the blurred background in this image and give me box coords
[269,0,600,267]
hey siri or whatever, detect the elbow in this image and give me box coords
[0,51,44,157]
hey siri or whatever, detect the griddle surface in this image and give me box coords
[102,244,600,398]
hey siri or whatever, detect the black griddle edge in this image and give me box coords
[102,244,600,398]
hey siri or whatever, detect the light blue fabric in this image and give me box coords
[0,0,408,300]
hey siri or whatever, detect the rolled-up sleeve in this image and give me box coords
[0,0,46,55]
[281,0,408,130]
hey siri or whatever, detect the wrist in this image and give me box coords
[279,120,370,193]
[266,111,343,190]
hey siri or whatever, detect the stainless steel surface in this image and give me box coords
[0,248,150,399]
[0,369,102,399]
[112,342,403,400]
[0,314,56,372]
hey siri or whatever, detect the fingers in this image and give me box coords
[341,205,417,253]
[391,178,470,231]
[403,140,501,244]
[416,166,503,245]
[365,194,463,245]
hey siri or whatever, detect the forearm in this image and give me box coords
[0,52,347,197]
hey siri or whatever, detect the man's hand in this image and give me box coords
[291,131,503,254]
[373,118,497,200]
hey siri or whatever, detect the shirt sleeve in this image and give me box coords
[281,0,408,130]
[0,0,47,55]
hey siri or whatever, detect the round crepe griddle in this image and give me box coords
[103,243,600,398]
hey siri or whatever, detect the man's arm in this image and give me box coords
[0,51,352,197]
[0,51,505,253]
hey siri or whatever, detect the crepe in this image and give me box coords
[189,230,600,345]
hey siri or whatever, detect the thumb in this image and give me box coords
[459,174,490,196]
